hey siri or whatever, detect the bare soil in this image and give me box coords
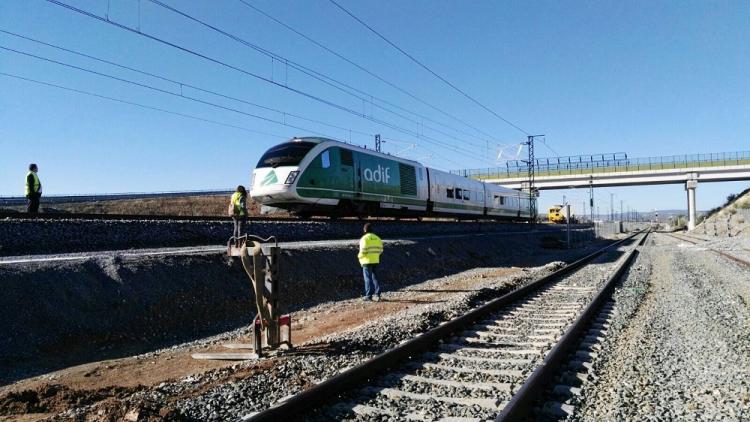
[54,195,265,217]
[2,195,279,217]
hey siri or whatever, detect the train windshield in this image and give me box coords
[256,141,317,168]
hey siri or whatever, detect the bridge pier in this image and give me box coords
[686,179,698,231]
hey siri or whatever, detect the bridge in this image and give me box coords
[454,151,750,231]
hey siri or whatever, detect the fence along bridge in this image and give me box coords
[454,151,750,231]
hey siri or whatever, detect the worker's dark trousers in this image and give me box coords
[26,193,40,213]
[232,216,246,239]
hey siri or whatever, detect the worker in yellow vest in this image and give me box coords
[229,185,248,242]
[358,223,384,301]
[25,163,42,214]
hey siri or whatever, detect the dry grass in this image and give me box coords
[52,195,268,217]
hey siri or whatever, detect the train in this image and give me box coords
[249,137,532,220]
[548,205,567,223]
[548,204,578,224]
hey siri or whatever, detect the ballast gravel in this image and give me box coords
[571,233,750,421]
[56,262,563,421]
[311,240,637,421]
[0,217,593,256]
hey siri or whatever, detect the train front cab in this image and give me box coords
[250,140,319,210]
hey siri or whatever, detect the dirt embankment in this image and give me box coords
[0,194,265,217]
[697,187,750,237]
[0,231,592,385]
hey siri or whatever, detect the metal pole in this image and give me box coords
[583,201,587,223]
[565,204,571,248]
[375,134,381,152]
[610,193,614,221]
[620,200,623,222]
[525,135,544,229]
[528,136,536,228]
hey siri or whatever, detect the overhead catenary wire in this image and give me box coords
[236,0,500,144]
[1,70,467,172]
[0,71,288,140]
[43,0,499,165]
[143,0,492,151]
[4,43,485,166]
[327,0,531,137]
[380,137,467,168]
[0,29,373,140]
[1,45,346,141]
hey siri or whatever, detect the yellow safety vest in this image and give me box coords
[358,233,383,265]
[231,192,247,216]
[25,171,41,196]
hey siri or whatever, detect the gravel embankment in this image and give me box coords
[58,263,561,421]
[571,233,750,421]
[0,218,594,256]
[45,238,626,421]
[0,232,599,385]
[309,239,638,421]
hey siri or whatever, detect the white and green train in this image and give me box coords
[250,137,532,220]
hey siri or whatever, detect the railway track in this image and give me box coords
[242,230,648,421]
[0,211,296,222]
[0,212,538,224]
[665,231,750,269]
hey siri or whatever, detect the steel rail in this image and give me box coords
[242,231,643,421]
[665,232,750,270]
[496,229,649,420]
[0,212,593,227]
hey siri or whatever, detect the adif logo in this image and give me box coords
[363,165,391,184]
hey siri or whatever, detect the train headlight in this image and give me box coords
[284,171,299,184]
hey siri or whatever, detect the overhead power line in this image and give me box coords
[3,42,489,165]
[2,71,466,171]
[40,1,499,164]
[1,45,345,141]
[0,29,373,140]
[0,71,288,139]
[237,0,498,143]
[327,0,531,137]
[143,0,491,151]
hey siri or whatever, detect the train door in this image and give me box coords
[482,184,488,216]
[297,147,355,197]
[336,148,355,194]
[353,150,363,198]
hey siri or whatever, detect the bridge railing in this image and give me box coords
[452,151,750,180]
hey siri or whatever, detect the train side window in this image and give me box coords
[500,196,505,205]
[340,149,353,166]
[455,188,462,199]
[463,190,470,201]
[418,168,423,181]
[321,150,331,169]
[447,188,454,199]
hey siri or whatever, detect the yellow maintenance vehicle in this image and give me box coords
[548,205,568,224]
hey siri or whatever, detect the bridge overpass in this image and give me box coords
[454,151,750,231]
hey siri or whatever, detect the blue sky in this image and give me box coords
[1,0,748,215]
